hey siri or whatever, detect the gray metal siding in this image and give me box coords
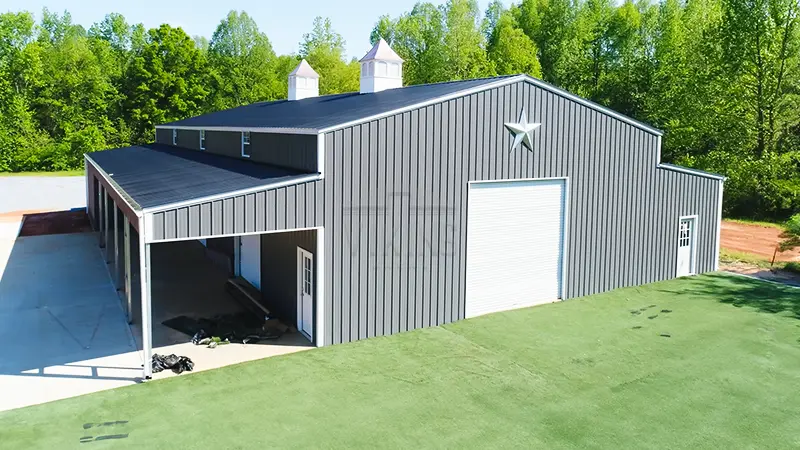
[156,129,317,172]
[146,79,720,348]
[177,129,201,150]
[249,133,318,172]
[150,180,323,240]
[155,128,201,150]
[155,128,172,145]
[321,79,721,346]
[259,229,316,335]
[205,130,242,159]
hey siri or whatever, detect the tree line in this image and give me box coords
[0,0,798,220]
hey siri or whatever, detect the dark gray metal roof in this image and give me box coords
[161,76,515,131]
[87,144,316,210]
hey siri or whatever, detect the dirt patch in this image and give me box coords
[721,260,800,288]
[18,210,92,237]
[721,221,799,263]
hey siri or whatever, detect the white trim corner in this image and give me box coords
[317,132,325,179]
[560,177,571,300]
[315,228,325,347]
[713,180,724,271]
[657,163,726,181]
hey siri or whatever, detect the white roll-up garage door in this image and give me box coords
[465,178,566,318]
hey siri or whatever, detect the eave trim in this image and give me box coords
[84,154,143,216]
[155,125,319,135]
[657,163,727,181]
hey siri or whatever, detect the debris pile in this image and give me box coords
[162,312,293,348]
[152,354,194,374]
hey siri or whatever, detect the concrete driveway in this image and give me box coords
[0,175,142,412]
[0,233,142,411]
[0,175,311,410]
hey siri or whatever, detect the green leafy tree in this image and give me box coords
[0,11,48,171]
[443,0,492,79]
[482,0,505,41]
[122,24,209,142]
[300,17,358,94]
[487,10,542,77]
[29,9,114,168]
[517,0,578,85]
[721,0,800,156]
[778,214,800,255]
[208,11,280,109]
[371,3,448,85]
[88,13,131,52]
[598,0,657,117]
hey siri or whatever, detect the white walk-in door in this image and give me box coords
[465,178,566,318]
[297,247,314,340]
[676,216,697,277]
[240,235,261,290]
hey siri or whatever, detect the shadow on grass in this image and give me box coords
[657,273,800,319]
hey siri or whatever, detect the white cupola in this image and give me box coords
[359,38,403,94]
[288,59,319,101]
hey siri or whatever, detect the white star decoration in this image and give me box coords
[504,108,541,152]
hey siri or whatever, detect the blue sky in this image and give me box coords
[3,0,512,59]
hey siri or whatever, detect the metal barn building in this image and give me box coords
[85,40,725,378]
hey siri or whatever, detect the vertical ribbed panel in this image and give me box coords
[145,78,721,348]
[323,79,721,345]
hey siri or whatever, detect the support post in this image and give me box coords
[98,187,104,247]
[124,217,132,323]
[84,159,89,225]
[139,218,153,379]
[316,227,325,347]
[233,236,241,276]
[104,191,110,259]
[114,205,120,288]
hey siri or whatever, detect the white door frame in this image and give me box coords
[297,247,314,341]
[676,215,699,276]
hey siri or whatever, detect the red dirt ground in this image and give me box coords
[17,210,92,237]
[721,220,800,262]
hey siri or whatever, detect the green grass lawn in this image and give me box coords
[2,273,800,449]
[0,169,84,177]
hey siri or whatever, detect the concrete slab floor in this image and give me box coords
[0,176,312,410]
[0,227,311,410]
[136,240,313,380]
[0,231,142,412]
